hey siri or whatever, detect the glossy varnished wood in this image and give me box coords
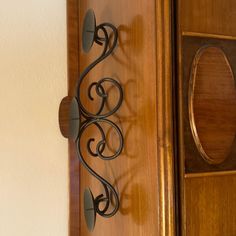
[189,46,236,164]
[78,1,174,235]
[181,0,236,37]
[64,0,175,235]
[185,174,236,236]
[156,1,176,235]
[182,37,236,173]
[177,1,236,235]
[67,0,80,235]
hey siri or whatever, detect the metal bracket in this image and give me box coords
[59,9,123,231]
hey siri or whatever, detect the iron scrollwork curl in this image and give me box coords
[59,9,123,231]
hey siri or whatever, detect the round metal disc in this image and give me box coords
[82,9,96,53]
[69,97,80,141]
[84,188,96,232]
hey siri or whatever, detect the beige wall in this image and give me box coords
[0,1,68,235]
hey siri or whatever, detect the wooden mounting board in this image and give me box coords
[66,0,176,235]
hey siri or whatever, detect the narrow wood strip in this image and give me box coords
[156,0,176,235]
[177,1,186,235]
[185,170,236,179]
[182,31,236,41]
[67,0,80,235]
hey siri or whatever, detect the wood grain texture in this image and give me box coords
[177,0,236,235]
[189,46,236,164]
[65,0,176,235]
[67,0,81,235]
[79,2,158,235]
[185,170,236,178]
[182,37,236,173]
[179,35,236,236]
[156,1,176,235]
[78,1,175,235]
[181,0,236,37]
[185,174,236,236]
[182,32,236,41]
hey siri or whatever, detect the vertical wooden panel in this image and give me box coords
[189,46,236,164]
[67,0,80,235]
[177,0,236,235]
[78,1,159,235]
[181,0,236,37]
[185,174,236,236]
[65,0,176,235]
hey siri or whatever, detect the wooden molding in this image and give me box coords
[185,170,236,179]
[182,32,236,41]
[156,0,176,235]
[67,0,81,235]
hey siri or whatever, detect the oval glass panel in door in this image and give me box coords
[189,46,236,164]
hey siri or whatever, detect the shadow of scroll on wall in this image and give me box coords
[103,13,148,226]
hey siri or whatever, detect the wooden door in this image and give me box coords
[176,1,236,235]
[66,0,176,236]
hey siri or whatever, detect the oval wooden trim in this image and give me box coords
[188,46,235,165]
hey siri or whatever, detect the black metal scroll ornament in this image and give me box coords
[58,9,123,231]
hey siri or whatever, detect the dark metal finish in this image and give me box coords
[59,9,123,231]
[69,97,81,141]
[82,9,96,53]
[84,188,96,232]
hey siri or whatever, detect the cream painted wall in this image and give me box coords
[0,1,68,236]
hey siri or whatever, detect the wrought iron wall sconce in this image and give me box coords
[59,9,123,231]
